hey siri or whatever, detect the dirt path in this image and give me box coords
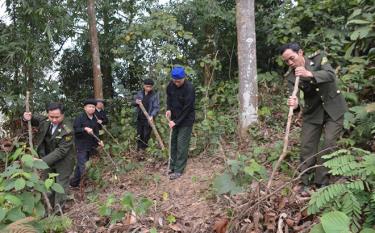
[67,155,225,233]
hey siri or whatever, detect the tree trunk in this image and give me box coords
[101,4,114,99]
[87,0,103,99]
[236,0,258,138]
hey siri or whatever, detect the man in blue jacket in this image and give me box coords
[134,79,160,151]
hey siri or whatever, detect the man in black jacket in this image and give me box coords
[95,99,109,127]
[166,66,195,180]
[70,99,103,187]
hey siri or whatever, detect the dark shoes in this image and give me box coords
[169,172,182,180]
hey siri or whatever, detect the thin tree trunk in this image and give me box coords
[102,3,114,98]
[236,0,258,138]
[87,0,103,99]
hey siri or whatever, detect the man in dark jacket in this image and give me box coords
[134,79,160,151]
[95,99,109,131]
[23,103,74,210]
[70,99,103,187]
[166,66,195,180]
[280,42,348,189]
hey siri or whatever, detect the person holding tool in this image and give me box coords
[279,42,347,192]
[70,99,104,188]
[23,103,74,212]
[133,79,160,152]
[166,66,195,180]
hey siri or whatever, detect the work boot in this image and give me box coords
[169,172,182,180]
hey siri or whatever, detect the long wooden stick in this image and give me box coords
[94,114,120,145]
[166,115,172,175]
[138,102,166,150]
[267,76,300,190]
[25,92,33,150]
[25,91,53,215]
[89,132,119,171]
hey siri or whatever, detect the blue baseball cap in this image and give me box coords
[171,66,185,80]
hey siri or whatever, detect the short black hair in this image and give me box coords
[278,42,301,55]
[143,79,154,86]
[46,102,64,114]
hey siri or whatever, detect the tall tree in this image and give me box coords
[236,0,258,138]
[87,0,103,99]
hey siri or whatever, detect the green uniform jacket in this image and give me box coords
[30,116,74,167]
[285,51,348,124]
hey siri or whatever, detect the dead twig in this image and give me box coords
[235,164,323,221]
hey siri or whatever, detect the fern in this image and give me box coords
[308,148,375,232]
[341,192,362,232]
[308,181,363,215]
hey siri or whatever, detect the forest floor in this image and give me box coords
[65,135,315,233]
[66,153,227,233]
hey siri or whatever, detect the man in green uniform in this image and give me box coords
[279,42,348,189]
[23,103,74,211]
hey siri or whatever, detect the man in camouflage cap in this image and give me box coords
[23,102,75,211]
[279,42,348,190]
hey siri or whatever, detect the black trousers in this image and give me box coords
[137,119,152,150]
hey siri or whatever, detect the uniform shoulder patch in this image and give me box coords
[64,135,73,142]
[308,50,321,59]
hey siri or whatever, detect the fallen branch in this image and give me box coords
[234,164,323,222]
[267,76,300,190]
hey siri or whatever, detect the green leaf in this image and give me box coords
[350,26,371,40]
[0,207,6,222]
[150,227,157,233]
[51,183,65,194]
[110,210,124,223]
[33,159,49,169]
[6,207,25,222]
[11,148,24,161]
[360,229,375,233]
[21,154,34,167]
[121,193,135,210]
[310,223,325,233]
[136,198,153,216]
[347,19,371,25]
[167,214,176,224]
[5,194,22,206]
[20,192,35,214]
[14,178,26,191]
[212,172,243,195]
[48,173,59,178]
[35,201,45,218]
[321,211,350,233]
[99,205,111,216]
[45,178,54,190]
